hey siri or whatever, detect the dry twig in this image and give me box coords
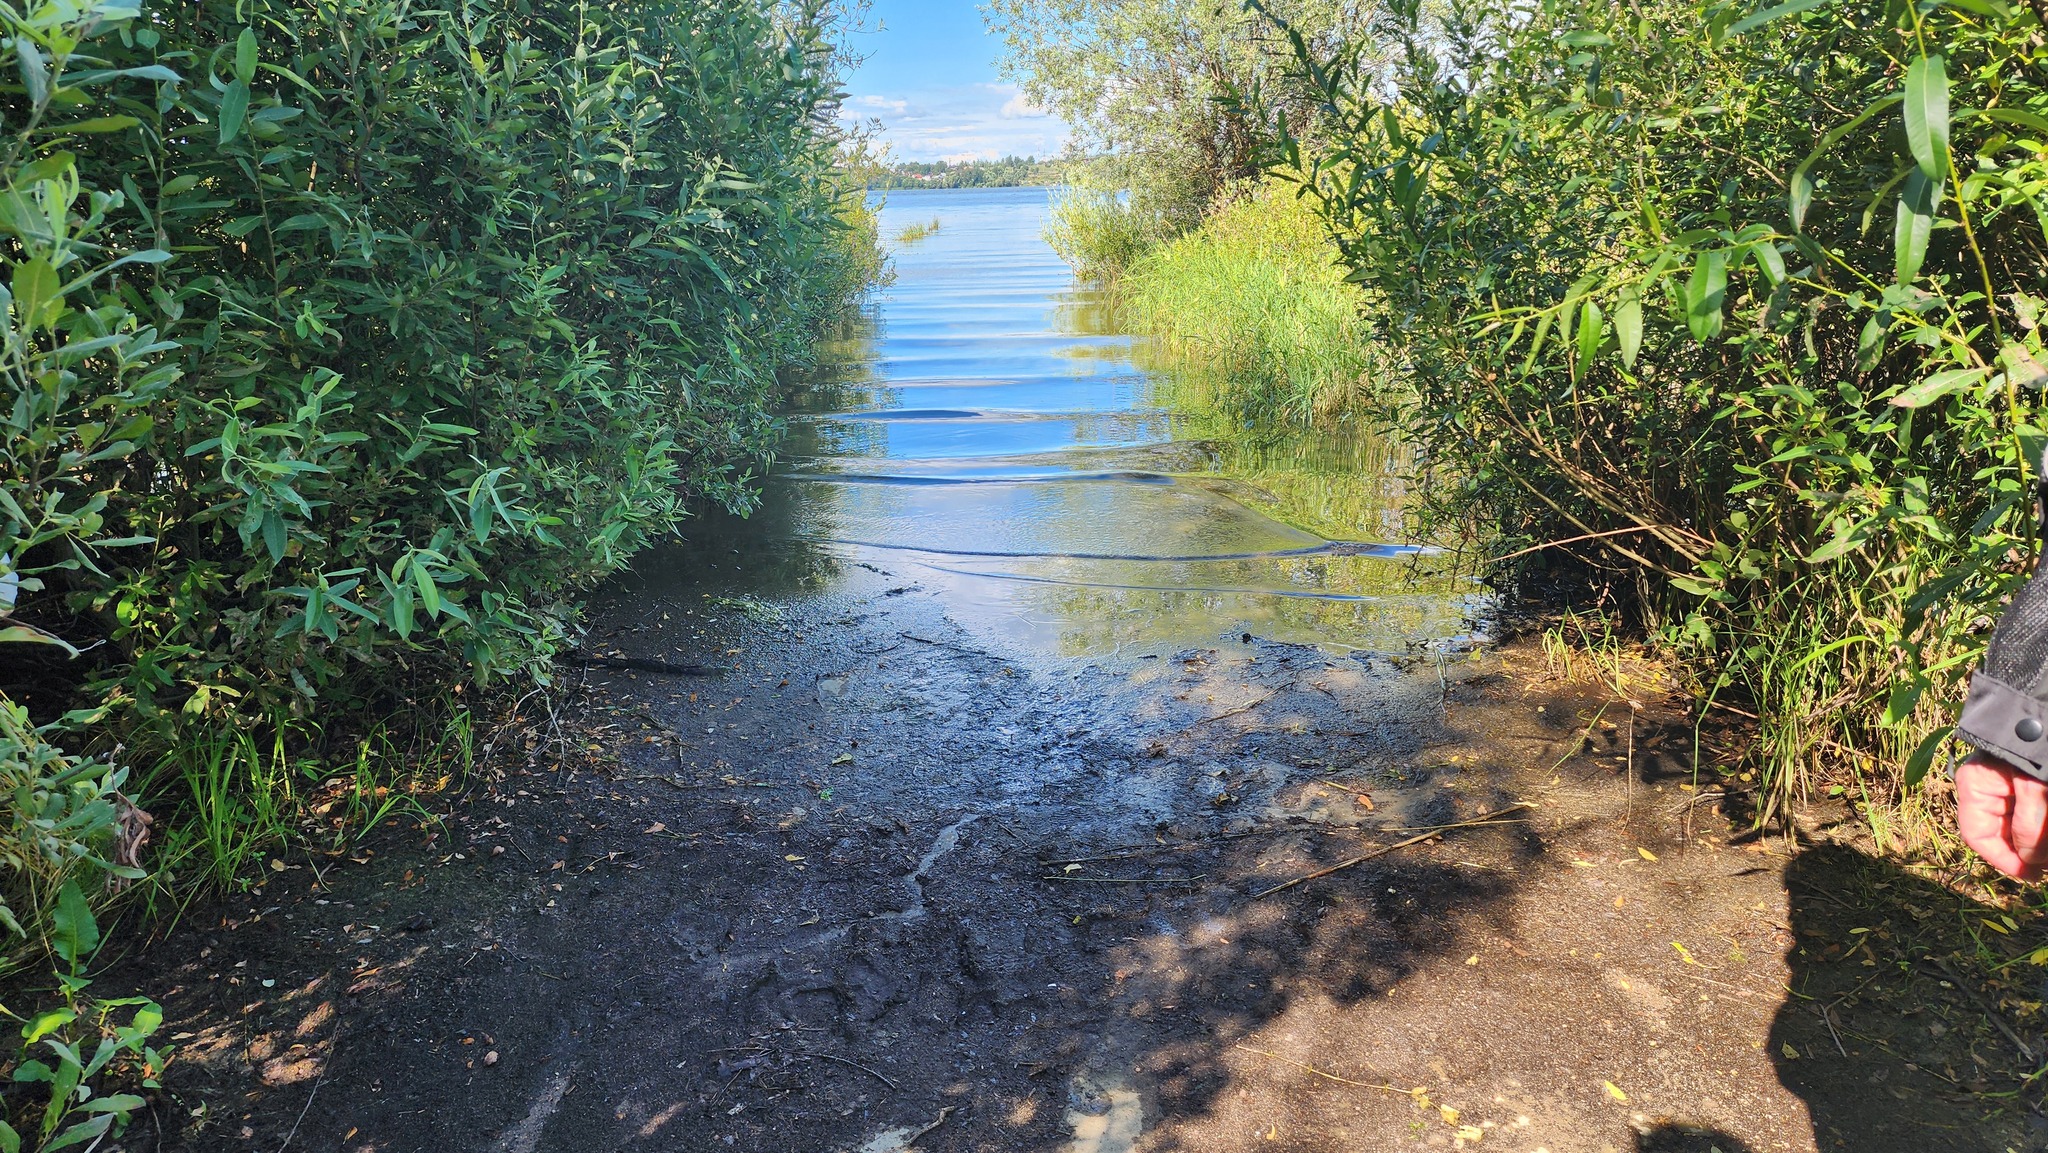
[1252,803,1532,899]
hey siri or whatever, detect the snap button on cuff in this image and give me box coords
[2018,717,2043,742]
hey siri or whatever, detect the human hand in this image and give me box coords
[1955,754,2048,881]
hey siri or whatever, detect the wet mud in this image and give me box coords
[117,569,2042,1151]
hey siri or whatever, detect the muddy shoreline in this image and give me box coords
[95,560,2041,1152]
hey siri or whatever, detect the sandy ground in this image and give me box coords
[96,560,2044,1152]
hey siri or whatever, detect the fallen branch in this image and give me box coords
[1929,956,2037,1062]
[623,773,782,790]
[806,1051,899,1091]
[1229,1045,1421,1096]
[902,1105,954,1148]
[1251,803,1532,899]
[1039,824,1306,867]
[1181,693,1277,733]
[558,652,723,676]
[1041,873,1207,884]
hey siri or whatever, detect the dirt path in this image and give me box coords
[121,562,2041,1151]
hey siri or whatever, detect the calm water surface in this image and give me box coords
[635,186,1487,657]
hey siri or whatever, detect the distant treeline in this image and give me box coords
[870,156,1066,189]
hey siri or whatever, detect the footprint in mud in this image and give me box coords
[1064,1072,1143,1153]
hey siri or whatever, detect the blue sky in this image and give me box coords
[839,0,1069,163]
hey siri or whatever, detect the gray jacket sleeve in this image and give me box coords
[1956,475,2048,782]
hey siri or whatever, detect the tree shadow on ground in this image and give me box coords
[1767,842,2045,1151]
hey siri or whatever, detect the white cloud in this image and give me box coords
[999,90,1046,120]
[843,82,1068,162]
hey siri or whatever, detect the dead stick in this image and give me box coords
[559,652,723,676]
[1252,803,1532,899]
[1182,693,1277,732]
[1041,873,1207,884]
[903,1105,954,1147]
[1041,825,1308,866]
[808,1051,898,1091]
[1229,1044,1421,1096]
[1930,957,2037,1062]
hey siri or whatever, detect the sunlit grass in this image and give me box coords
[1122,184,1378,428]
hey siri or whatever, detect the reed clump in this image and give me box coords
[1122,184,1377,427]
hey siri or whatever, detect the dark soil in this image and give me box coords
[88,562,2047,1152]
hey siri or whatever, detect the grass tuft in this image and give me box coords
[1120,184,1378,428]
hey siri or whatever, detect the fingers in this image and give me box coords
[1955,757,2030,880]
[2010,770,2048,883]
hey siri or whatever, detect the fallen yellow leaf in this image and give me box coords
[784,854,805,862]
[1671,941,1698,965]
[1782,1042,1800,1059]
[644,822,667,834]
[1456,1126,1484,1141]
[1602,1081,1628,1102]
[1439,1104,1460,1125]
[1637,846,1658,861]
[1465,954,1480,966]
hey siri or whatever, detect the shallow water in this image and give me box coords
[629,186,1486,657]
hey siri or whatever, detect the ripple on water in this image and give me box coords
[641,185,1487,658]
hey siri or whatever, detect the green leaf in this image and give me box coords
[1728,0,1832,35]
[16,44,47,106]
[1576,299,1604,368]
[1807,517,1874,564]
[1889,367,1985,408]
[1903,54,1950,181]
[260,510,287,564]
[21,1010,74,1045]
[235,28,259,84]
[1615,291,1643,368]
[218,80,249,147]
[1904,727,1949,789]
[1858,311,1890,373]
[43,1115,112,1153]
[1894,168,1939,285]
[413,562,441,618]
[49,880,98,970]
[1966,106,2048,138]
[57,116,140,134]
[0,623,81,656]
[12,257,59,331]
[1685,250,1728,342]
[10,1059,52,1083]
[1750,241,1786,285]
[0,1117,19,1153]
[1670,576,1724,598]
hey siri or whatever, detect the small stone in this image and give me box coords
[484,1050,499,1066]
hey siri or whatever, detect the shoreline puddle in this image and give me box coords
[1064,1073,1144,1153]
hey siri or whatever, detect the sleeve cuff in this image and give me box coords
[1956,672,2048,782]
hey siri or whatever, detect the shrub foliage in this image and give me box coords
[0,0,870,936]
[1252,0,2048,827]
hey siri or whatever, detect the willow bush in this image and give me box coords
[0,0,873,950]
[1251,0,2048,837]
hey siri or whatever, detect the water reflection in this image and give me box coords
[633,185,1485,657]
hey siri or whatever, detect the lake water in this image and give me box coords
[630,185,1485,657]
